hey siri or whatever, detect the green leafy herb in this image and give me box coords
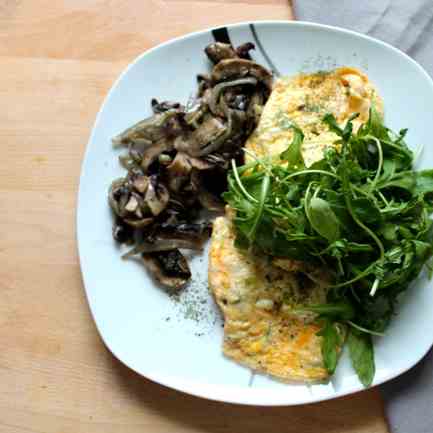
[303,302,355,320]
[348,330,375,387]
[280,125,305,169]
[224,107,433,386]
[307,196,341,242]
[317,319,342,374]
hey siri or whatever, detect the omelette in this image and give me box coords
[247,67,383,165]
[208,67,383,381]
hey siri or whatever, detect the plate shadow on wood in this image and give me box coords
[106,351,386,433]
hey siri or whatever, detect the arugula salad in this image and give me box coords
[224,108,433,386]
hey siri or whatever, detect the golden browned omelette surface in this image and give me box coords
[208,68,383,381]
[246,67,383,166]
[209,216,329,381]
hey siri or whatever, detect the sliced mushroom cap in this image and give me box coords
[109,178,154,226]
[235,42,255,59]
[175,115,227,157]
[118,156,136,171]
[205,42,256,63]
[119,148,143,171]
[204,153,230,167]
[151,98,184,113]
[188,156,214,170]
[211,58,273,92]
[145,175,170,216]
[124,195,139,213]
[141,140,171,172]
[246,90,265,127]
[212,104,246,154]
[199,87,213,107]
[179,168,201,202]
[184,104,207,129]
[112,111,183,147]
[142,249,191,290]
[122,236,204,258]
[228,107,247,139]
[109,178,130,217]
[163,113,186,138]
[158,221,212,242]
[197,74,212,97]
[158,153,173,165]
[226,93,249,111]
[192,116,227,149]
[208,77,258,116]
[165,152,192,192]
[123,217,154,228]
[133,175,149,194]
[197,186,225,212]
[187,106,247,158]
[205,42,237,64]
[112,218,135,244]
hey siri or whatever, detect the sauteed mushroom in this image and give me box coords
[122,238,203,258]
[205,42,238,63]
[208,77,258,116]
[112,111,181,147]
[142,249,191,290]
[151,98,184,113]
[205,41,256,64]
[145,175,170,216]
[211,58,273,92]
[235,42,255,59]
[158,221,212,242]
[108,41,273,289]
[112,218,135,244]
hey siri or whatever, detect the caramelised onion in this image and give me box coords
[122,237,204,259]
[208,77,257,116]
[211,58,273,92]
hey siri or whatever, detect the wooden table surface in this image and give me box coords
[0,1,389,432]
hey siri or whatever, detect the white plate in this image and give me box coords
[77,21,433,405]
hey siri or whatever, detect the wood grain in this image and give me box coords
[0,0,292,61]
[0,1,389,432]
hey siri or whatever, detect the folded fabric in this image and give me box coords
[293,0,433,75]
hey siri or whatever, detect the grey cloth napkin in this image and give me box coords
[293,0,433,74]
[293,2,433,432]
